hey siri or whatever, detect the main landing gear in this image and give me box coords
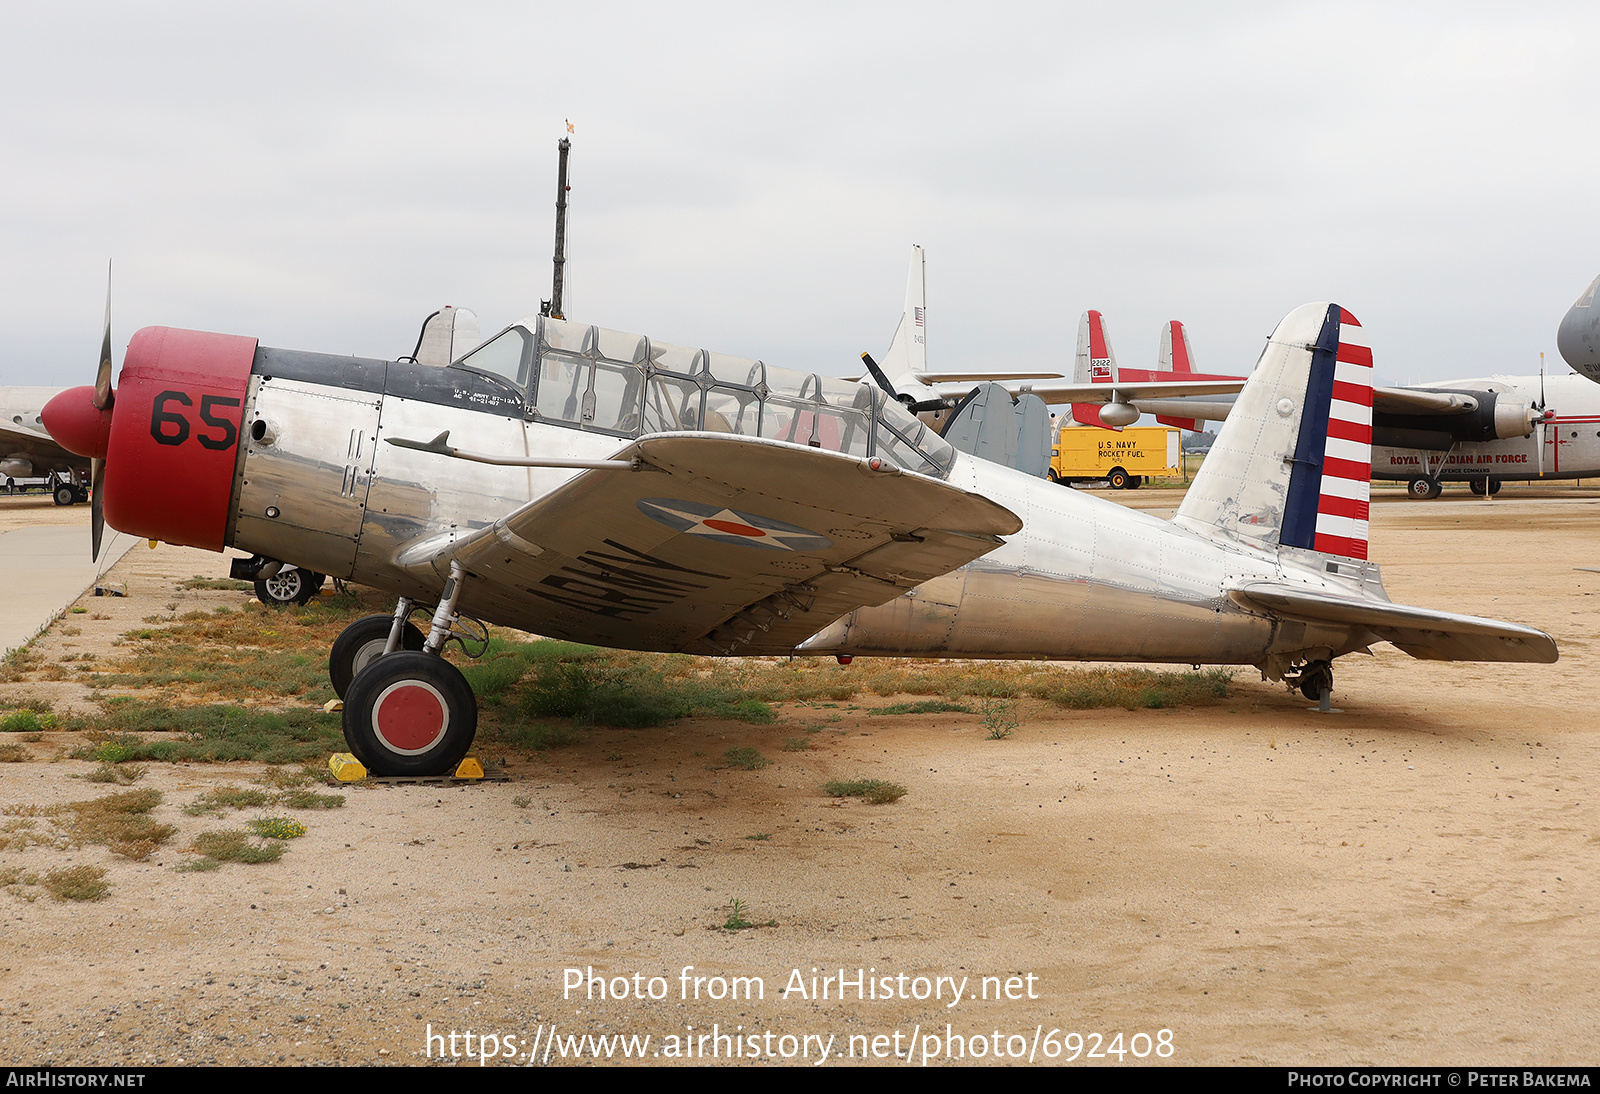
[1406,477,1443,500]
[330,562,480,776]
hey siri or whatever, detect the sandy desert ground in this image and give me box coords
[0,482,1596,1067]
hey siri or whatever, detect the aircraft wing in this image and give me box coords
[1372,387,1481,415]
[923,377,1248,403]
[0,419,89,475]
[394,433,1019,655]
[1228,582,1558,663]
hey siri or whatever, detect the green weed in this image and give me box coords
[248,817,306,840]
[721,747,770,770]
[192,830,285,865]
[822,778,907,805]
[877,699,973,716]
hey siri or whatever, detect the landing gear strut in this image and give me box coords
[337,563,480,776]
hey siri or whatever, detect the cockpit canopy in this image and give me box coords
[453,316,956,478]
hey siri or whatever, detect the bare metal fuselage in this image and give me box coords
[231,364,1367,670]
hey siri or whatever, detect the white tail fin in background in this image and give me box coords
[1175,303,1373,560]
[879,245,927,388]
[1070,310,1119,430]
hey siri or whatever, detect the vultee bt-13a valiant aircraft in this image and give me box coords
[42,299,1557,775]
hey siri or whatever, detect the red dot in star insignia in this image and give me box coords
[703,519,766,537]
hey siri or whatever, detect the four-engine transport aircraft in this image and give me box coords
[42,300,1557,776]
[1044,313,1596,500]
[0,387,90,504]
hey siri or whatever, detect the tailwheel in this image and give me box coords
[342,651,477,776]
[328,614,426,700]
[1296,659,1334,703]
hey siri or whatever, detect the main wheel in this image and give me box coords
[342,651,477,776]
[53,484,75,506]
[328,614,427,700]
[1489,478,1502,495]
[1107,468,1130,490]
[1406,477,1442,500]
[255,568,326,606]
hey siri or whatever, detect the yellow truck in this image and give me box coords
[1048,425,1181,489]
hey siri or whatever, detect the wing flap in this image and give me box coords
[395,432,1018,654]
[1229,582,1558,664]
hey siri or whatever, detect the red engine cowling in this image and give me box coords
[44,327,257,552]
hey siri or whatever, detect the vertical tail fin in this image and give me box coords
[1155,320,1200,430]
[1071,310,1119,430]
[1175,303,1373,561]
[879,245,927,387]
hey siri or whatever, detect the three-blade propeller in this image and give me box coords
[859,352,951,414]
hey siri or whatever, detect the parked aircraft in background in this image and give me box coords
[0,387,89,504]
[43,291,1555,777]
[1558,273,1600,382]
[1118,325,1591,500]
[860,248,1246,427]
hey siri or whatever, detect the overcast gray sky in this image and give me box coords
[3,1,1596,390]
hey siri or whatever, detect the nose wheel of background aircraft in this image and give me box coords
[340,651,478,776]
[328,614,427,700]
[255,567,326,606]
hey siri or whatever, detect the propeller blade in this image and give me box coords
[95,262,114,410]
[90,458,106,562]
[859,352,900,399]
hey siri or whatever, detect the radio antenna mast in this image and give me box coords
[541,128,573,320]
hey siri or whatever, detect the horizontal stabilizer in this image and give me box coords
[1229,582,1558,664]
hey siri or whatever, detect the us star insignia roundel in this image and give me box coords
[635,498,834,552]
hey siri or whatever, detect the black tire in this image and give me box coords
[1489,478,1502,495]
[342,651,477,777]
[1406,477,1442,500]
[53,484,75,506]
[1128,475,1144,490]
[1047,468,1060,484]
[1298,660,1334,702]
[329,614,427,700]
[1107,468,1130,490]
[254,568,325,607]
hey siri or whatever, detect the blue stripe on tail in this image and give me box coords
[1280,306,1343,550]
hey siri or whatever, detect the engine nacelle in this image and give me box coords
[1097,401,1140,428]
[43,327,256,551]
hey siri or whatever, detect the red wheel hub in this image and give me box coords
[372,681,447,754]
